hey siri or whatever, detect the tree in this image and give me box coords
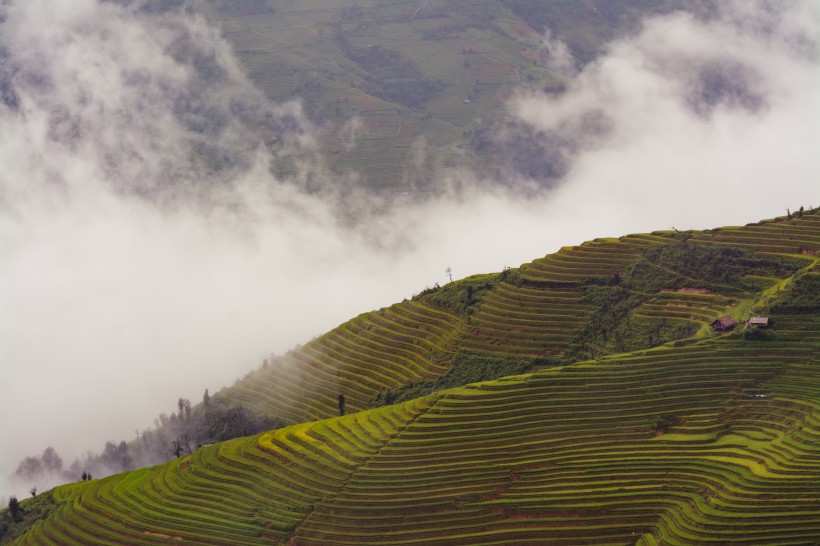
[7,496,21,522]
[29,486,37,497]
[100,441,132,473]
[41,446,63,474]
[15,456,43,481]
[172,435,193,458]
[203,388,210,407]
[338,394,346,417]
[178,397,191,420]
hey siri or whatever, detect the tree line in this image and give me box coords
[8,390,282,500]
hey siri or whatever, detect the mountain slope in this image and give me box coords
[9,314,820,544]
[219,211,820,421]
[223,300,468,422]
[201,0,704,190]
[4,211,820,545]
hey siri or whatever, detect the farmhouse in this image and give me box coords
[747,316,771,328]
[710,315,737,332]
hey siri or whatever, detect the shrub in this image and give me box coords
[652,413,680,432]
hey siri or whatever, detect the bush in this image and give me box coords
[1,492,57,542]
[652,413,680,432]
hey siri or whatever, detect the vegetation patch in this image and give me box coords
[369,351,558,407]
[565,242,804,360]
[770,272,820,313]
[1,492,57,544]
[632,240,805,294]
[414,271,514,315]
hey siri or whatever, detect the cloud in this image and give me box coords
[538,28,578,78]
[509,0,819,227]
[1,0,818,498]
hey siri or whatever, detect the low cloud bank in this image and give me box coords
[509,1,819,225]
[1,0,818,497]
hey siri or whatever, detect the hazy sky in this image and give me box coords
[1,0,818,497]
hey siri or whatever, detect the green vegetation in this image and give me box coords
[1,493,57,544]
[220,300,468,423]
[10,323,820,544]
[414,272,505,315]
[369,351,558,407]
[564,238,811,360]
[7,211,820,545]
[634,241,806,293]
[651,412,681,433]
[770,272,820,313]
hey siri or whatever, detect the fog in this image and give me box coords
[1,0,818,498]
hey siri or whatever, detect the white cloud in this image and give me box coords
[510,1,819,229]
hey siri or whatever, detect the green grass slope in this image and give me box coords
[8,307,820,544]
[5,211,820,545]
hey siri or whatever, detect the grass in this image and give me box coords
[13,330,820,545]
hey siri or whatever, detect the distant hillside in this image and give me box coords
[4,210,818,545]
[201,0,705,190]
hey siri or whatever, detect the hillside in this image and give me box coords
[219,211,820,421]
[201,0,704,190]
[3,211,819,545]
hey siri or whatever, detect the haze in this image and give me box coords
[1,0,818,498]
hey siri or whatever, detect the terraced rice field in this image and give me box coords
[461,234,671,359]
[18,325,820,545]
[519,235,669,285]
[461,284,593,358]
[635,292,737,324]
[223,212,819,423]
[14,212,819,545]
[222,300,468,422]
[691,214,820,254]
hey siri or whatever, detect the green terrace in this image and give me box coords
[12,327,820,545]
[221,300,467,422]
[461,284,593,358]
[9,211,818,545]
[519,235,669,285]
[217,211,818,424]
[691,213,820,254]
[634,292,737,323]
